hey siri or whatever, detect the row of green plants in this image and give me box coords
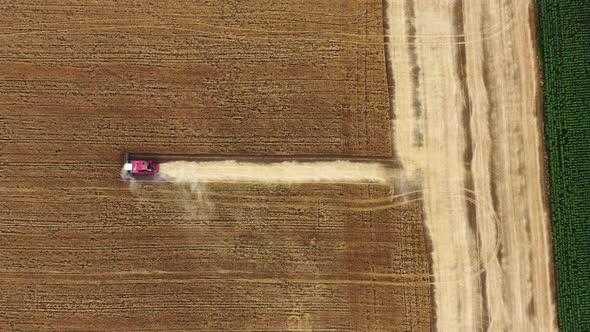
[537,0,590,330]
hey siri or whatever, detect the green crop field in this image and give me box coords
[537,0,590,330]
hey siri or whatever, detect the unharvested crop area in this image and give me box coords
[0,1,432,331]
[538,0,590,330]
[0,181,431,330]
[0,0,392,161]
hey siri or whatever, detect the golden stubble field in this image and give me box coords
[385,0,556,330]
[0,1,433,331]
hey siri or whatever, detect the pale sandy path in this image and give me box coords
[157,160,392,183]
[385,0,557,330]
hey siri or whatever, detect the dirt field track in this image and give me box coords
[0,1,432,331]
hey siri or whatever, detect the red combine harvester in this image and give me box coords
[123,153,160,176]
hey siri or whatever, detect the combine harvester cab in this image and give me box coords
[123,153,160,178]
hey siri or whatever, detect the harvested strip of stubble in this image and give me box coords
[158,160,391,183]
